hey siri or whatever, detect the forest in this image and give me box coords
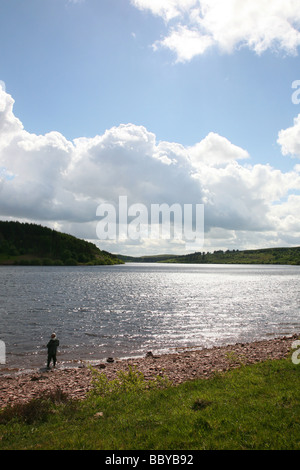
[118,246,300,265]
[0,221,123,266]
[2,220,299,266]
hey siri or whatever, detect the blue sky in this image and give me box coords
[1,0,298,164]
[0,0,300,255]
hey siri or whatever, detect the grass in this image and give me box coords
[0,358,299,450]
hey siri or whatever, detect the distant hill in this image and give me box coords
[118,246,300,265]
[0,221,124,266]
[117,254,175,263]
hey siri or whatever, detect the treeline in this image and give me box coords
[118,254,173,263]
[162,247,300,265]
[118,247,300,265]
[0,221,123,266]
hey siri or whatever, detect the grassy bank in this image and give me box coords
[0,358,299,450]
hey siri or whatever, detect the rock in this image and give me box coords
[30,376,42,382]
[106,357,114,363]
[0,335,297,409]
[97,363,106,369]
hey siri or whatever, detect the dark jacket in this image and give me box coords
[47,339,59,355]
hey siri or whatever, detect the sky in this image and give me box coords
[0,0,300,256]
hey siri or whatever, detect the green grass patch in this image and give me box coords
[0,359,299,450]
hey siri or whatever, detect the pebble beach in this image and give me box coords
[0,334,298,409]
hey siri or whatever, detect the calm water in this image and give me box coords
[0,263,299,373]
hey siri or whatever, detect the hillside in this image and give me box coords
[0,221,123,266]
[117,254,175,263]
[118,246,300,265]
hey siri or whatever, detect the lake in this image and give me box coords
[0,263,299,373]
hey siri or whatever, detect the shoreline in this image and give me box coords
[0,334,298,409]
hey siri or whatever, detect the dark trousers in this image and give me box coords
[47,353,57,367]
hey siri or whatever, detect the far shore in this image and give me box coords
[1,334,299,409]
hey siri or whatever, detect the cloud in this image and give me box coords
[188,132,250,167]
[153,25,214,62]
[131,0,300,61]
[131,0,197,22]
[278,114,300,158]
[1,85,300,254]
[0,87,24,150]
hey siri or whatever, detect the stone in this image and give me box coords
[0,335,296,409]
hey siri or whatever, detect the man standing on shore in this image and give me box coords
[47,333,59,369]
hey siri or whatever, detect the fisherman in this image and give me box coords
[47,333,60,369]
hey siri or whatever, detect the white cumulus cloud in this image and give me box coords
[1,85,300,254]
[131,0,300,62]
[278,114,300,158]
